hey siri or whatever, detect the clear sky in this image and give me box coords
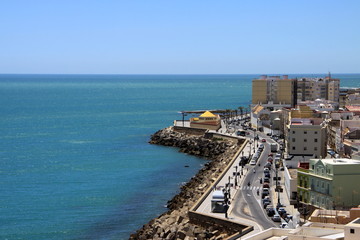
[1,0,359,74]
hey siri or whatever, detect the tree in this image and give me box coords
[238,106,244,120]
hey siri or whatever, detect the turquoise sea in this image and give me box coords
[0,74,359,240]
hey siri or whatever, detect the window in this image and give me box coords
[314,147,318,151]
[350,229,355,234]
[312,165,314,169]
[292,138,295,142]
[314,138,318,142]
[292,131,295,134]
[304,139,307,142]
[304,131,307,134]
[304,147,307,151]
[314,131,318,134]
[292,146,296,150]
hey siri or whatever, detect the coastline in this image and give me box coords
[129,127,243,240]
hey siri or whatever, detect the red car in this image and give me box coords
[262,139,266,142]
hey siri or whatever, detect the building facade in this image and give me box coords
[252,75,297,107]
[307,158,360,209]
[296,76,340,103]
[287,118,327,158]
[190,111,221,131]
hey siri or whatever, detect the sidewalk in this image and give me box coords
[195,140,264,236]
[271,167,300,227]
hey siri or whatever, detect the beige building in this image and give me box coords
[287,118,327,158]
[310,208,360,225]
[297,76,340,103]
[252,75,297,107]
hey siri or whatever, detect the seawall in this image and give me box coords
[129,127,244,240]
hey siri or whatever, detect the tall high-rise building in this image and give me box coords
[252,75,297,107]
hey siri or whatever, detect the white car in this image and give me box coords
[280,222,288,228]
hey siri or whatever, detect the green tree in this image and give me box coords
[238,106,244,119]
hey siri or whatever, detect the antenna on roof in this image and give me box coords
[328,71,331,79]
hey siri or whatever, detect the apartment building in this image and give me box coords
[287,118,327,158]
[305,158,360,209]
[252,75,297,107]
[296,76,340,103]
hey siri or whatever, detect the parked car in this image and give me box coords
[263,200,271,208]
[266,133,272,136]
[284,214,293,222]
[280,223,288,228]
[264,172,271,178]
[263,183,270,188]
[262,188,270,198]
[278,207,287,215]
[261,139,266,142]
[266,205,275,217]
[272,214,281,222]
[264,177,270,183]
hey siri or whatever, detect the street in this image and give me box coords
[231,140,278,229]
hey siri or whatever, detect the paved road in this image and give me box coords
[231,137,278,229]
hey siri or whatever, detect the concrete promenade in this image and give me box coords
[194,139,264,237]
[193,125,299,239]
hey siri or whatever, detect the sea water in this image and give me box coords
[0,74,359,240]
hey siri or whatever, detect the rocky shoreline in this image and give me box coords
[129,127,243,240]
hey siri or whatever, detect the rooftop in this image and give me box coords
[346,105,360,111]
[291,118,313,125]
[288,169,297,179]
[199,111,216,118]
[320,158,360,165]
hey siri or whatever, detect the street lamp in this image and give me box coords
[275,163,281,207]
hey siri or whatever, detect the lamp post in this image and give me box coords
[249,141,252,158]
[275,163,281,207]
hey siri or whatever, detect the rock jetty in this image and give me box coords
[129,127,243,240]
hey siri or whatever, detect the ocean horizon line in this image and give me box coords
[0,73,359,76]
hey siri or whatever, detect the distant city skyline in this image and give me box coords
[1,0,359,74]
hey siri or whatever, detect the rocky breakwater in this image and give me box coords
[129,127,243,240]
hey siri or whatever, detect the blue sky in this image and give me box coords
[1,0,359,74]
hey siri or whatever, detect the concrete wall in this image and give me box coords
[345,219,360,240]
[284,167,298,201]
[242,228,290,240]
[173,126,207,135]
